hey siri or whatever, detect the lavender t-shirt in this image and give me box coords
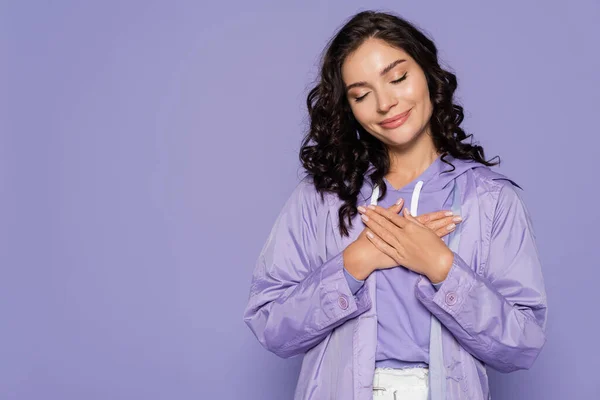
[343,156,461,368]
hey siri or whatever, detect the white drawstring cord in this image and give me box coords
[370,180,425,217]
[410,180,424,216]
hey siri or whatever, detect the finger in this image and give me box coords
[361,211,403,247]
[426,215,462,232]
[366,204,408,229]
[385,197,404,214]
[358,197,403,219]
[403,208,421,225]
[434,224,456,238]
[416,210,454,224]
[365,230,400,264]
[366,206,408,241]
[359,199,403,238]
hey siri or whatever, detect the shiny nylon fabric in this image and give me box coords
[243,163,547,400]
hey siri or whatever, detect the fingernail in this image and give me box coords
[357,206,366,213]
[396,198,404,206]
[366,231,374,239]
[452,216,462,222]
[445,211,453,216]
[367,205,376,210]
[447,223,456,231]
[361,214,369,222]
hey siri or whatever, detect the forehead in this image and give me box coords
[342,38,410,81]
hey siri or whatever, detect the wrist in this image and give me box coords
[427,249,454,284]
[342,249,372,281]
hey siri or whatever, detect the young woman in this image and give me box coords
[244,10,547,400]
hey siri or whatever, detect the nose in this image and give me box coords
[375,89,397,113]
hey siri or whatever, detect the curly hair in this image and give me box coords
[299,10,499,237]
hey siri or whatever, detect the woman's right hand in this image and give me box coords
[342,198,461,280]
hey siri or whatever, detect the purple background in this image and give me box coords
[2,1,598,399]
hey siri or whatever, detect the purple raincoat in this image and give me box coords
[244,158,547,399]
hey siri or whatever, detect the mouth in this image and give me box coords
[378,108,413,128]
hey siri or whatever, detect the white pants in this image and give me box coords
[372,367,429,400]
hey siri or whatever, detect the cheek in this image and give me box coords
[349,104,371,125]
[404,81,433,117]
[416,79,432,107]
[397,81,421,101]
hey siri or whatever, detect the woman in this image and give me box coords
[244,10,547,400]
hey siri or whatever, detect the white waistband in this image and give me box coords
[373,367,429,399]
[375,366,428,376]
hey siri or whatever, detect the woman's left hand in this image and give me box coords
[357,205,454,284]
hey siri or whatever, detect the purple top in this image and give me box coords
[343,155,473,368]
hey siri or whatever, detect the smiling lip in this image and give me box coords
[379,108,412,129]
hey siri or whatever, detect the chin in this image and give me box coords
[377,127,420,147]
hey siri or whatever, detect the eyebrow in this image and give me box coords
[344,59,407,92]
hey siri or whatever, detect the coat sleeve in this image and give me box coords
[415,182,548,372]
[243,179,373,359]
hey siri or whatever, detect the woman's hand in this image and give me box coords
[343,200,403,280]
[357,205,456,283]
[343,199,460,281]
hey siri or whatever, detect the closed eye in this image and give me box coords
[391,72,408,84]
[353,72,408,103]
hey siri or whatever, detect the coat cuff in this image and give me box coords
[415,252,476,317]
[318,252,372,322]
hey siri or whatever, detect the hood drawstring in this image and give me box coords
[370,180,425,217]
[410,180,424,216]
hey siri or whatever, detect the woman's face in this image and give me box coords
[342,38,433,148]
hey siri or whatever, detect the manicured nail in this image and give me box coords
[396,198,404,206]
[367,205,376,210]
[366,231,374,239]
[453,216,462,222]
[357,206,366,213]
[361,214,369,222]
[445,211,453,216]
[447,223,456,231]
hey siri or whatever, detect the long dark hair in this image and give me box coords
[299,10,499,237]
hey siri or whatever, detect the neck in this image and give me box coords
[386,132,440,180]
